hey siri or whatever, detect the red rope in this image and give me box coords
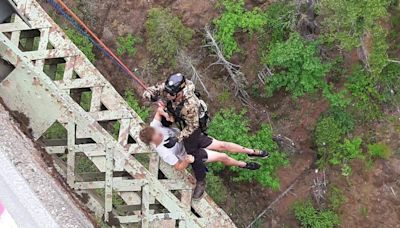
[54,0,148,90]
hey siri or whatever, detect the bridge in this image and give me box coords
[0,0,236,227]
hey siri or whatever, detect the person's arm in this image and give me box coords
[174,155,194,171]
[176,98,199,142]
[142,84,165,101]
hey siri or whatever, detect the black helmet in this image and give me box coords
[164,73,186,95]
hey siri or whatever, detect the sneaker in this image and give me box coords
[248,150,269,158]
[242,162,261,170]
[192,180,206,200]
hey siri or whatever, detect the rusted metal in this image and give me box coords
[0,0,236,227]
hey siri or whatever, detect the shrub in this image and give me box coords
[65,28,96,62]
[315,116,363,171]
[264,2,296,44]
[124,90,151,121]
[369,25,389,75]
[145,8,193,66]
[328,185,347,211]
[326,107,355,134]
[207,109,288,189]
[214,0,266,58]
[262,33,331,98]
[293,200,340,228]
[314,117,344,167]
[378,63,400,105]
[319,0,390,50]
[116,34,142,57]
[346,66,382,121]
[368,143,392,159]
[322,85,351,109]
[330,137,363,166]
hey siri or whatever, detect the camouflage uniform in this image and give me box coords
[143,80,202,141]
[144,80,210,181]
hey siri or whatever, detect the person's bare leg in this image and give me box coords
[206,139,258,155]
[205,150,246,167]
[205,150,260,170]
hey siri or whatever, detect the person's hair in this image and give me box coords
[139,126,156,145]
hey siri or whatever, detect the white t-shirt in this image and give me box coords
[150,119,187,165]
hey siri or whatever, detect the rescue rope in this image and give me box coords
[47,0,148,90]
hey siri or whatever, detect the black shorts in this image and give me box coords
[183,128,213,162]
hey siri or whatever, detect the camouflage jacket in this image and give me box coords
[146,80,201,141]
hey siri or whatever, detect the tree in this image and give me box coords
[319,0,390,50]
[145,8,193,66]
[214,0,266,58]
[262,33,330,98]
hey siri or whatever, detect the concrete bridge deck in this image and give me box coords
[0,103,94,228]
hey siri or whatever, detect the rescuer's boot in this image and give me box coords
[192,180,206,200]
[248,150,269,158]
[242,162,261,170]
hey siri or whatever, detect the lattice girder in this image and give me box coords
[0,0,236,227]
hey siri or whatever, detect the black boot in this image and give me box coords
[248,150,269,158]
[242,162,261,170]
[192,180,206,200]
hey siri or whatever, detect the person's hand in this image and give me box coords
[185,155,195,163]
[143,88,158,101]
[166,115,175,122]
[164,136,178,148]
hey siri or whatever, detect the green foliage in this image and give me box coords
[214,0,266,58]
[332,137,363,165]
[114,90,151,138]
[116,34,142,57]
[124,90,151,121]
[378,63,400,105]
[145,8,193,66]
[206,172,228,204]
[319,0,390,50]
[65,28,96,62]
[328,186,347,211]
[346,66,382,121]
[262,33,331,98]
[322,85,351,109]
[369,26,389,75]
[326,107,355,134]
[293,200,340,228]
[315,116,363,171]
[367,143,392,159]
[264,2,296,43]
[43,122,67,139]
[315,117,344,167]
[208,109,288,189]
[217,89,233,104]
[79,91,92,112]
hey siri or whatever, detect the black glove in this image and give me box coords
[164,136,178,148]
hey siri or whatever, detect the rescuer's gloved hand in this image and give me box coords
[142,87,158,101]
[164,136,178,148]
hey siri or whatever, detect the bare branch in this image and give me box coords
[257,65,273,85]
[388,59,400,64]
[204,26,250,104]
[312,169,327,208]
[177,50,211,98]
[358,33,371,72]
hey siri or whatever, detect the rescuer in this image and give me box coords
[142,73,269,199]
